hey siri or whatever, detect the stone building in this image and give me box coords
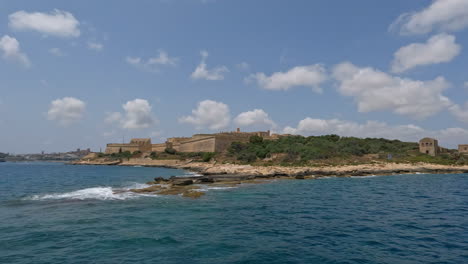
[166,129,272,153]
[459,144,468,154]
[105,138,152,154]
[419,138,439,156]
[105,129,273,154]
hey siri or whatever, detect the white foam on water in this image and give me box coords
[196,185,238,192]
[181,171,203,177]
[351,175,378,178]
[26,183,158,201]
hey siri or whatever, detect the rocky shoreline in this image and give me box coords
[70,158,468,198]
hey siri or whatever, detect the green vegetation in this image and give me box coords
[0,152,9,159]
[149,151,158,159]
[202,152,216,162]
[164,148,177,155]
[226,135,468,165]
[228,135,423,164]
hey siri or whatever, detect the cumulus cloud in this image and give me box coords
[234,109,276,128]
[283,117,468,148]
[191,51,229,81]
[332,62,451,119]
[247,65,327,93]
[87,42,103,51]
[126,50,177,72]
[47,97,86,126]
[179,100,230,130]
[0,35,30,67]
[9,9,80,38]
[106,99,157,130]
[392,33,461,73]
[390,0,468,35]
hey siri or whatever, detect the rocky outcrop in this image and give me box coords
[72,157,468,199]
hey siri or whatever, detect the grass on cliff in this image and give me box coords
[225,135,467,166]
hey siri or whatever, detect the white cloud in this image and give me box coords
[49,47,65,57]
[87,42,103,51]
[107,99,157,130]
[236,62,250,71]
[391,0,468,35]
[104,112,122,124]
[179,100,230,130]
[191,51,229,81]
[248,65,327,93]
[9,9,80,38]
[392,33,461,73]
[47,97,86,126]
[0,35,30,67]
[332,62,451,119]
[283,117,468,148]
[126,50,177,72]
[449,103,468,123]
[234,109,276,128]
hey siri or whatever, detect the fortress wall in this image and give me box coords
[105,144,141,154]
[139,144,152,153]
[214,134,252,153]
[179,137,216,152]
[152,144,166,152]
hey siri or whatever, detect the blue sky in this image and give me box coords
[1,0,468,153]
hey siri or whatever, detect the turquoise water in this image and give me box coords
[0,162,467,264]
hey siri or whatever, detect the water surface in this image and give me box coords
[0,162,467,263]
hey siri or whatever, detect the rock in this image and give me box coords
[153,177,168,183]
[196,177,215,183]
[130,185,162,193]
[182,191,205,199]
[172,179,194,186]
[295,175,305,179]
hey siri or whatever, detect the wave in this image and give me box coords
[197,186,238,192]
[26,183,157,201]
[350,175,378,178]
[181,171,203,177]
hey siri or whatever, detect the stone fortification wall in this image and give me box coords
[213,134,252,153]
[152,144,166,152]
[178,136,216,152]
[105,144,141,154]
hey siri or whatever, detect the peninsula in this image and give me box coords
[71,129,468,198]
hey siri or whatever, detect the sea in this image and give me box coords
[0,162,467,264]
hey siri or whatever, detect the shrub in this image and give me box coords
[249,135,264,144]
[164,148,177,155]
[202,152,216,162]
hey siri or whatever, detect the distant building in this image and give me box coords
[105,138,152,154]
[459,144,468,154]
[419,138,439,156]
[105,129,273,154]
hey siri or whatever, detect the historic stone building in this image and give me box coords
[459,144,468,154]
[105,129,273,154]
[105,138,152,154]
[419,138,439,156]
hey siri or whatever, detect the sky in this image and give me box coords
[1,0,468,153]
